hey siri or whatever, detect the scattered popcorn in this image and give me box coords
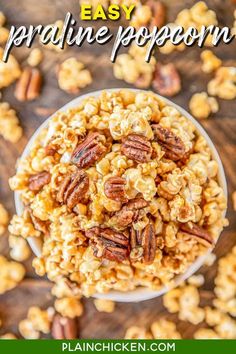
[113,44,156,88]
[151,319,181,339]
[0,11,6,27]
[54,297,83,319]
[40,20,65,52]
[0,333,17,339]
[0,203,9,235]
[27,48,43,67]
[203,253,216,268]
[163,285,205,325]
[194,328,220,339]
[58,57,92,94]
[201,50,222,73]
[0,255,25,294]
[208,67,236,100]
[161,2,218,54]
[214,246,236,303]
[187,274,205,287]
[94,299,115,313]
[124,326,152,339]
[0,102,23,143]
[189,92,219,120]
[0,48,21,89]
[19,306,53,339]
[19,319,40,339]
[232,191,236,211]
[8,234,31,262]
[0,27,10,45]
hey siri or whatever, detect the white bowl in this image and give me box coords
[15,89,227,302]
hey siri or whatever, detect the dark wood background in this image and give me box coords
[0,0,235,339]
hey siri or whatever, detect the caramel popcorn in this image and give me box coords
[0,333,17,339]
[40,20,65,52]
[9,90,227,296]
[0,12,9,45]
[58,57,92,93]
[208,67,236,100]
[187,274,205,287]
[0,102,23,143]
[194,328,220,339]
[203,252,216,267]
[54,297,83,319]
[163,284,205,325]
[9,234,31,262]
[201,50,222,73]
[19,306,54,339]
[214,246,236,303]
[0,203,9,235]
[124,326,152,339]
[0,48,21,89]
[0,255,25,294]
[151,319,181,339]
[94,299,115,313]
[160,2,218,54]
[189,92,219,120]
[113,44,156,88]
[27,48,43,67]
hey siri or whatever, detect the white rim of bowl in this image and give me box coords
[15,88,227,303]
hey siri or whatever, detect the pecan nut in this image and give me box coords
[85,227,130,263]
[111,197,149,228]
[71,132,107,168]
[52,314,78,339]
[15,67,42,102]
[104,177,128,203]
[152,124,186,161]
[28,171,51,192]
[57,169,89,211]
[180,222,214,247]
[130,223,156,264]
[147,0,166,29]
[121,134,152,163]
[152,63,181,97]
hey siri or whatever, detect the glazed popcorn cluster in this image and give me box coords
[0,255,25,295]
[160,1,218,55]
[125,319,181,339]
[0,102,23,143]
[9,90,227,297]
[57,57,92,94]
[19,306,54,339]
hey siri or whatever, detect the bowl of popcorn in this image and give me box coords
[9,89,227,302]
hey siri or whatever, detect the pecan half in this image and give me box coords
[26,206,49,235]
[57,169,89,211]
[28,171,51,192]
[180,222,214,247]
[15,67,42,102]
[130,223,156,264]
[52,314,78,339]
[152,63,181,97]
[104,177,127,203]
[152,124,186,161]
[71,132,107,168]
[111,197,149,228]
[147,0,166,29]
[85,227,130,263]
[121,134,152,163]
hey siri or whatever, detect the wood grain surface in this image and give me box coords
[0,0,235,339]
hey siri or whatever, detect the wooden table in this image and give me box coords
[0,0,235,339]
